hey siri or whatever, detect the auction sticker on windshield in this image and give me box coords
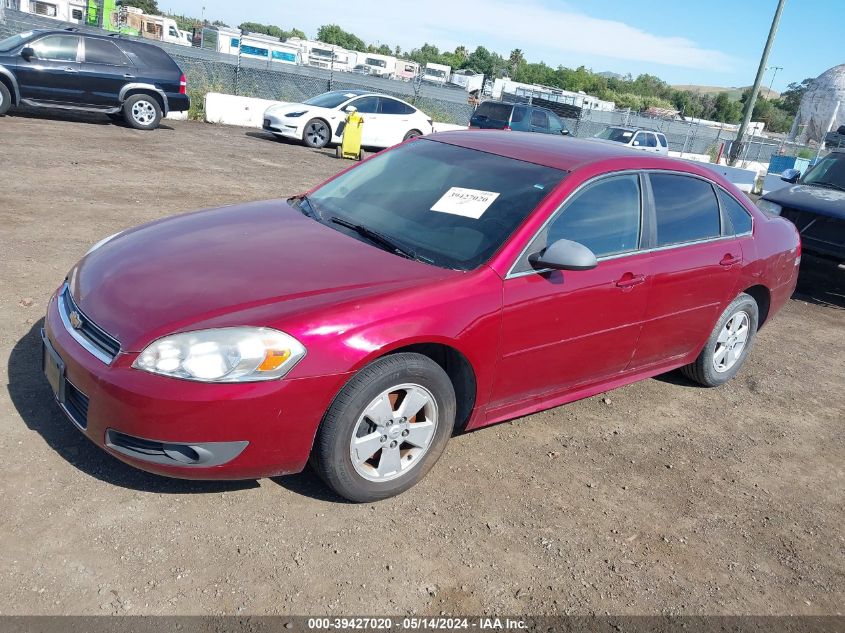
[431,187,500,219]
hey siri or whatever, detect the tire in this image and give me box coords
[122,94,162,130]
[303,118,331,148]
[681,293,759,387]
[403,129,423,141]
[0,81,11,116]
[312,353,456,502]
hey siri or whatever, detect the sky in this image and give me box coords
[158,0,839,92]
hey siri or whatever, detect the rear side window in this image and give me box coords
[31,35,79,61]
[380,98,415,115]
[84,38,130,66]
[644,133,657,148]
[650,174,721,246]
[121,41,179,72]
[718,189,753,235]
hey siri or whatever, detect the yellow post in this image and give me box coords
[337,107,365,161]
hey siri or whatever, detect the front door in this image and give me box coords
[347,95,383,147]
[489,173,651,412]
[630,172,742,368]
[16,34,84,104]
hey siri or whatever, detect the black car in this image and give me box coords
[0,28,189,130]
[759,149,845,264]
[469,101,570,135]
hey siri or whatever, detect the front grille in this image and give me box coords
[64,381,89,430]
[59,286,121,363]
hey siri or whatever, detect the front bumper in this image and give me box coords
[42,290,352,480]
[262,112,305,140]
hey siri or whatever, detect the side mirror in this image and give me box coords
[21,47,35,61]
[561,129,570,136]
[528,239,598,271]
[632,140,641,146]
[344,105,357,113]
[781,168,800,184]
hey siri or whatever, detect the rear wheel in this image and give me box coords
[403,129,422,141]
[312,353,456,502]
[0,82,11,116]
[303,118,331,148]
[123,94,162,130]
[681,293,759,387]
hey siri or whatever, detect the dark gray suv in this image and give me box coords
[0,28,189,130]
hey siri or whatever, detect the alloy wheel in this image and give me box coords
[131,100,157,126]
[306,121,329,146]
[713,311,750,373]
[349,383,438,482]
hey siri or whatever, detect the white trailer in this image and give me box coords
[288,38,356,72]
[395,60,419,82]
[15,0,88,24]
[200,27,301,65]
[422,62,451,85]
[450,69,484,93]
[359,53,396,78]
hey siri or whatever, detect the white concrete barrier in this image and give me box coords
[204,93,289,128]
[166,111,188,121]
[432,122,466,133]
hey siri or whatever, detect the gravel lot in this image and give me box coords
[0,111,843,616]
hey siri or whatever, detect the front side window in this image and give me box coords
[718,189,753,235]
[516,175,641,273]
[657,134,668,148]
[349,96,379,114]
[510,105,529,131]
[306,139,566,270]
[644,133,657,148]
[531,109,550,130]
[84,38,130,65]
[31,35,79,61]
[650,173,721,247]
[548,113,567,134]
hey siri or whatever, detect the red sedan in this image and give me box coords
[42,132,801,502]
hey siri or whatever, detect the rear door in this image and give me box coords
[16,34,83,104]
[630,172,742,369]
[469,101,512,129]
[80,37,134,107]
[378,97,416,146]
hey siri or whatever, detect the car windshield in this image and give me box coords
[306,139,566,270]
[801,154,845,190]
[595,127,636,143]
[303,91,361,108]
[0,31,35,52]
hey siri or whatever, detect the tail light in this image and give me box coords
[179,74,187,95]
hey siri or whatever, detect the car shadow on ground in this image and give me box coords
[8,320,258,494]
[9,107,174,131]
[270,471,350,504]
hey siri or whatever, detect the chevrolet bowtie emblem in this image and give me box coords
[69,310,83,330]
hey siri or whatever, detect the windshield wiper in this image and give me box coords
[289,194,321,219]
[329,216,423,262]
[810,181,845,192]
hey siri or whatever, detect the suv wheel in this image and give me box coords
[123,94,162,130]
[0,82,11,116]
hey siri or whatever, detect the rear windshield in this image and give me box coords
[596,127,635,143]
[473,102,513,123]
[306,139,566,270]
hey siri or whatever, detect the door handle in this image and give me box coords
[123,74,135,79]
[64,67,78,73]
[615,273,646,288]
[720,254,742,267]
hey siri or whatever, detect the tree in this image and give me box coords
[713,91,742,123]
[317,24,366,51]
[120,0,159,14]
[238,22,305,41]
[508,48,525,75]
[780,77,814,115]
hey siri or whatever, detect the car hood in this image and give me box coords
[763,184,845,220]
[69,200,457,351]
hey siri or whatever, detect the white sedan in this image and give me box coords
[263,90,434,149]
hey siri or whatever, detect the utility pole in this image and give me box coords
[729,0,787,166]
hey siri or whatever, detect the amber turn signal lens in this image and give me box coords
[257,349,292,372]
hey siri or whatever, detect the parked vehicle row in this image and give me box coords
[0,28,189,129]
[41,133,801,501]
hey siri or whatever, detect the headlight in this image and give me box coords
[86,231,123,255]
[285,110,307,118]
[132,327,306,382]
[756,199,782,216]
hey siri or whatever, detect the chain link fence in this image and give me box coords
[0,8,819,166]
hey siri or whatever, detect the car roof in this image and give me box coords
[427,130,694,172]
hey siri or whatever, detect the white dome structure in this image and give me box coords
[793,64,845,144]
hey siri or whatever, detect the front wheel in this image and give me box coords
[123,94,162,130]
[303,118,331,148]
[312,353,456,502]
[681,293,759,387]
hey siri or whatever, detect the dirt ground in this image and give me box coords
[0,111,843,617]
